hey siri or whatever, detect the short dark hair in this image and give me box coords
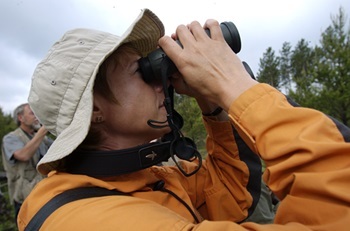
[79,44,141,149]
[94,43,140,104]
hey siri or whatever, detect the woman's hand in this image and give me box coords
[159,19,257,112]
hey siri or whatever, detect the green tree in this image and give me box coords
[0,106,17,231]
[287,38,318,107]
[256,47,281,90]
[174,94,207,153]
[312,7,350,125]
[0,107,16,172]
[279,42,293,90]
[257,7,350,125]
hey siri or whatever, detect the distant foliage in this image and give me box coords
[0,107,16,172]
[0,192,16,231]
[0,107,17,230]
[174,94,207,154]
[257,7,350,126]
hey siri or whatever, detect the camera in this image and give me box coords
[138,22,242,83]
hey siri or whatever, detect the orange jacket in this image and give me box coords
[18,84,350,230]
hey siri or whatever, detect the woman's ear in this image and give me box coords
[92,96,105,124]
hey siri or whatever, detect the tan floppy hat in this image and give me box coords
[28,8,165,175]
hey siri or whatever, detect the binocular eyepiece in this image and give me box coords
[138,22,242,83]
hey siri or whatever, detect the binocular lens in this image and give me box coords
[220,22,241,53]
[138,21,241,83]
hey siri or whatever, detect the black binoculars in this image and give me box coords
[138,22,242,83]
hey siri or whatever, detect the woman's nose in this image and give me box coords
[153,79,170,93]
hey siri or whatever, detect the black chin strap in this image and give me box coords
[157,57,202,176]
[66,141,172,177]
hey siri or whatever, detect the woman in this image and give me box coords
[18,8,350,231]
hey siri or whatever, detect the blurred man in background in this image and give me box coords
[1,103,52,222]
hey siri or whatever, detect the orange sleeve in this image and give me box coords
[229,83,350,230]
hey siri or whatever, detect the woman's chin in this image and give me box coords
[147,126,172,141]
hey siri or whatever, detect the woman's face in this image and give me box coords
[95,46,170,149]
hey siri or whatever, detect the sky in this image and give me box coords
[0,0,349,114]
